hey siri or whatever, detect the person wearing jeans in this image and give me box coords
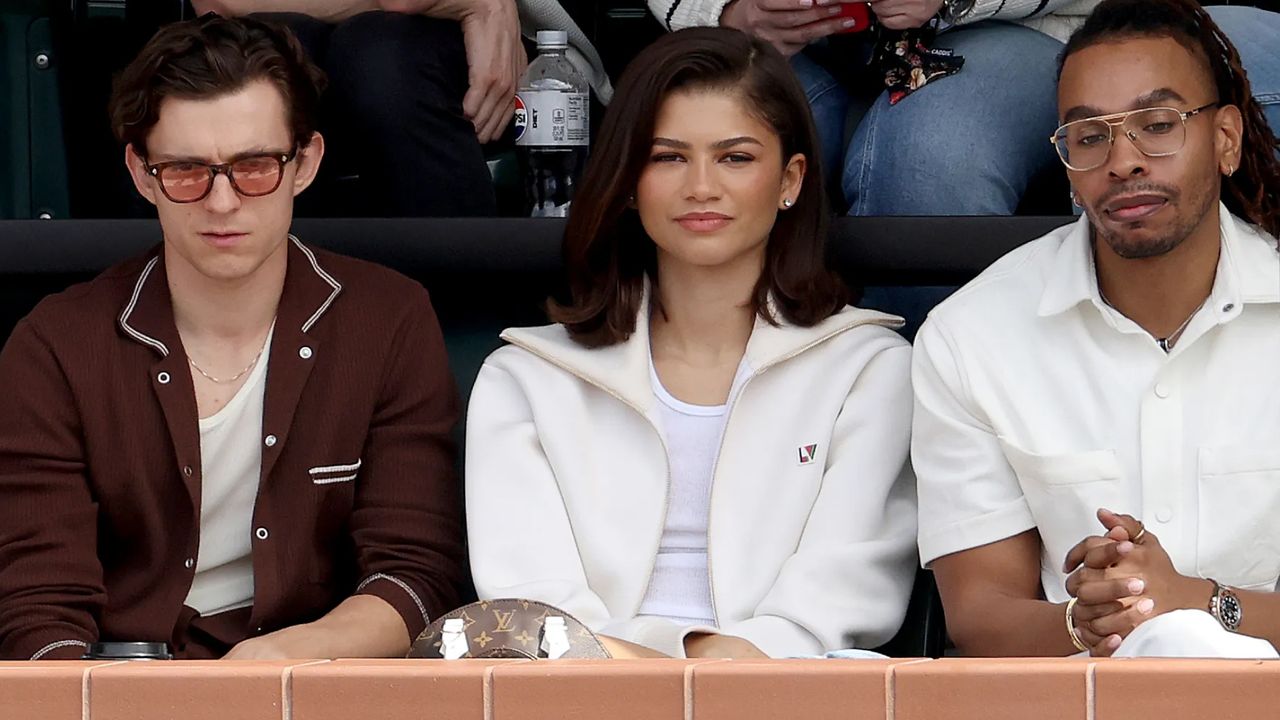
[786,1,1280,216]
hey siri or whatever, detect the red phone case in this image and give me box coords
[837,2,871,33]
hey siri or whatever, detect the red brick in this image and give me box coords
[894,658,1093,720]
[691,658,911,720]
[289,659,521,720]
[491,659,717,720]
[1095,658,1280,719]
[0,661,114,720]
[88,660,309,720]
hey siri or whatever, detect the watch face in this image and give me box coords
[1222,593,1243,629]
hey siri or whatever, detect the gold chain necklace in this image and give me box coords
[188,345,266,385]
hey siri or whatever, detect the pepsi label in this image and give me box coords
[514,90,588,147]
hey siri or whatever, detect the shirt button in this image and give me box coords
[157,371,171,385]
[255,527,269,540]
[184,558,195,569]
[1154,383,1171,399]
[299,346,313,360]
[182,466,193,477]
[1155,508,1173,523]
[264,434,277,447]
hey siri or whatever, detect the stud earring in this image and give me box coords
[782,198,793,208]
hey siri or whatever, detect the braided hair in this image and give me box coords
[1059,0,1280,241]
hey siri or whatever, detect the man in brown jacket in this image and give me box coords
[0,15,467,660]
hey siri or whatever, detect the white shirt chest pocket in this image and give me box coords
[1197,446,1280,591]
[998,438,1129,579]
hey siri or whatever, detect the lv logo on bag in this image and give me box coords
[492,608,517,633]
[408,598,611,660]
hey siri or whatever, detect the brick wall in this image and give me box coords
[3,657,1279,719]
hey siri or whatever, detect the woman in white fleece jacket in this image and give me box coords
[465,27,917,659]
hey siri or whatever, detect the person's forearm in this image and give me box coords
[192,0,379,22]
[963,0,1084,24]
[305,594,411,657]
[598,634,670,658]
[950,592,1082,657]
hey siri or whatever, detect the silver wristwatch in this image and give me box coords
[1208,579,1243,632]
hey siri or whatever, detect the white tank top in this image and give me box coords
[184,329,272,616]
[637,356,750,627]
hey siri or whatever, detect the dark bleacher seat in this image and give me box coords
[0,214,1070,657]
[561,1,664,82]
[0,0,72,219]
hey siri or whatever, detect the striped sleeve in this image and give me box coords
[647,0,732,30]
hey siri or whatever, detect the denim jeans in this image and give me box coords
[1208,6,1280,134]
[792,8,1280,218]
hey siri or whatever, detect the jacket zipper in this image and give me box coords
[703,326,868,631]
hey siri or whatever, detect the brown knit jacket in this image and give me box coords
[0,237,466,659]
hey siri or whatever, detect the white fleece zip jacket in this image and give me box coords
[465,301,918,657]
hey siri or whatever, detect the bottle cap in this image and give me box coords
[536,30,569,49]
[83,642,173,660]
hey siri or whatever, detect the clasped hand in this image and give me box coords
[1062,508,1205,656]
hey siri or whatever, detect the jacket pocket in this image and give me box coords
[998,437,1127,577]
[309,459,361,485]
[1197,446,1280,590]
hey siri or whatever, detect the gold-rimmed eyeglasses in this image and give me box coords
[1050,102,1218,172]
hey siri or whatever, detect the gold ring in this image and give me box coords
[1132,526,1146,543]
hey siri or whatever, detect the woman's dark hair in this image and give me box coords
[109,13,326,157]
[548,27,845,347]
[1059,0,1280,240]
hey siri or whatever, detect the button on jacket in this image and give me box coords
[0,237,467,659]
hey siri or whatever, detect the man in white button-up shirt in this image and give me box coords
[913,0,1280,659]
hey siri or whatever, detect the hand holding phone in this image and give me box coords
[837,2,872,33]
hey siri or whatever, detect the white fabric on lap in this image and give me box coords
[1114,610,1279,659]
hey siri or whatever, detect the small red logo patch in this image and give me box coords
[798,444,818,465]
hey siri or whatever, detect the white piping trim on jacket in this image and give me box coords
[30,639,88,660]
[290,236,342,333]
[357,572,429,627]
[308,459,362,475]
[312,473,357,485]
[118,257,171,357]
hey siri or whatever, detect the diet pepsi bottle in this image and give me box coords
[515,30,589,217]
